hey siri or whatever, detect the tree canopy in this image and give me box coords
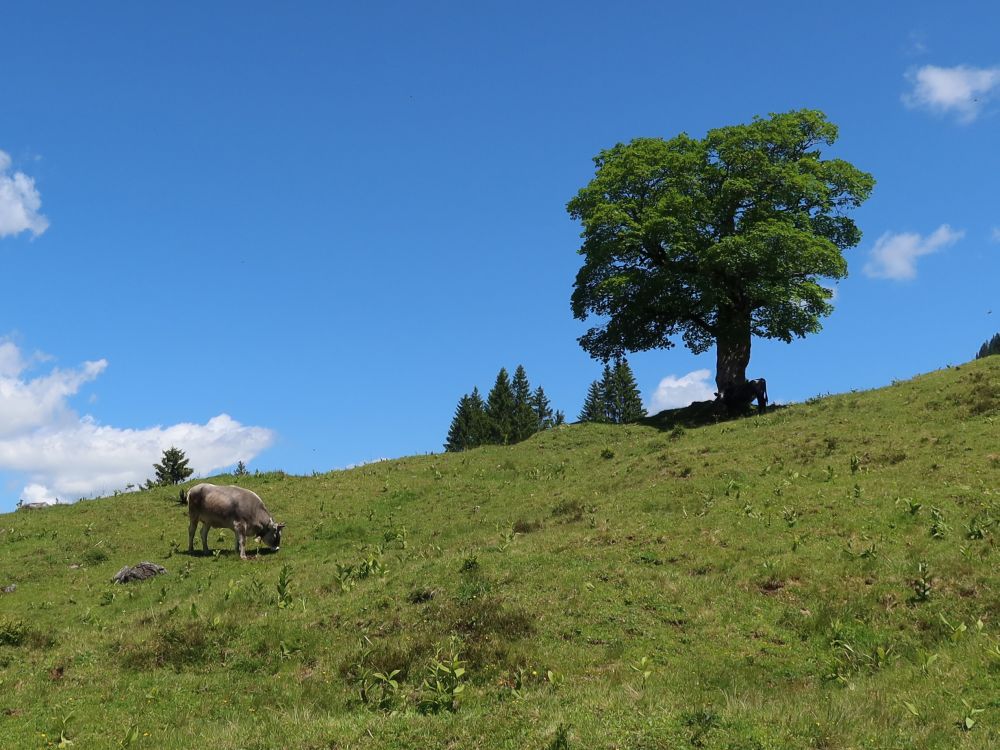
[568,109,875,392]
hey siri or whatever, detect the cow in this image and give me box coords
[718,377,768,416]
[185,483,285,559]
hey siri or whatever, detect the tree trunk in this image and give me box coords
[715,313,751,394]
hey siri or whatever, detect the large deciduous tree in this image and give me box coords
[568,109,874,394]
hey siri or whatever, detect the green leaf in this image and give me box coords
[121,723,139,748]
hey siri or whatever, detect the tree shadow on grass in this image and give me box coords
[641,399,783,432]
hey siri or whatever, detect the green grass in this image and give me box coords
[1,357,998,749]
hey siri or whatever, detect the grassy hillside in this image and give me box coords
[1,357,998,749]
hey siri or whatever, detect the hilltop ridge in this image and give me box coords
[1,358,998,748]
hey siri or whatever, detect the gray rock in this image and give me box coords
[111,562,167,584]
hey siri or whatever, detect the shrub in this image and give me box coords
[82,547,109,566]
[512,518,543,534]
[0,616,29,647]
[552,499,585,521]
[418,642,467,714]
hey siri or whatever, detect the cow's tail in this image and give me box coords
[178,488,188,506]
[759,378,769,413]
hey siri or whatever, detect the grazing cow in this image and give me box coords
[718,378,768,416]
[185,483,284,559]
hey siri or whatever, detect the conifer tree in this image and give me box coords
[444,387,491,451]
[445,393,476,452]
[467,387,490,446]
[531,386,554,431]
[511,365,537,443]
[153,446,193,485]
[446,370,562,447]
[579,378,607,422]
[606,358,646,423]
[976,332,1000,359]
[485,368,516,444]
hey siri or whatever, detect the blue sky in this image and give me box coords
[1,1,998,511]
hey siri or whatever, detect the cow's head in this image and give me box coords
[259,520,285,550]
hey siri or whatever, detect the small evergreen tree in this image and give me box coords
[445,393,474,452]
[580,359,645,424]
[486,368,516,444]
[531,386,554,431]
[234,460,249,477]
[579,378,607,422]
[607,358,646,423]
[976,332,1000,359]
[153,446,193,485]
[445,390,490,452]
[511,365,537,443]
[445,369,562,448]
[467,387,491,446]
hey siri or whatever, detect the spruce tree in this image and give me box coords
[485,368,516,444]
[976,332,1000,359]
[445,388,490,451]
[153,446,194,485]
[597,363,615,421]
[554,410,566,426]
[511,365,537,443]
[531,386,554,431]
[445,394,475,452]
[467,387,490,446]
[608,358,646,423]
[579,378,607,422]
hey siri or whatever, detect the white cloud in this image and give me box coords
[903,64,1000,123]
[0,340,274,504]
[646,369,716,413]
[0,342,107,438]
[0,150,49,238]
[863,224,964,281]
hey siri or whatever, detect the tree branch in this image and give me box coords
[685,312,716,337]
[641,239,669,268]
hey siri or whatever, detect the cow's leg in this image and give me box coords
[188,515,198,553]
[235,523,248,559]
[200,523,210,555]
